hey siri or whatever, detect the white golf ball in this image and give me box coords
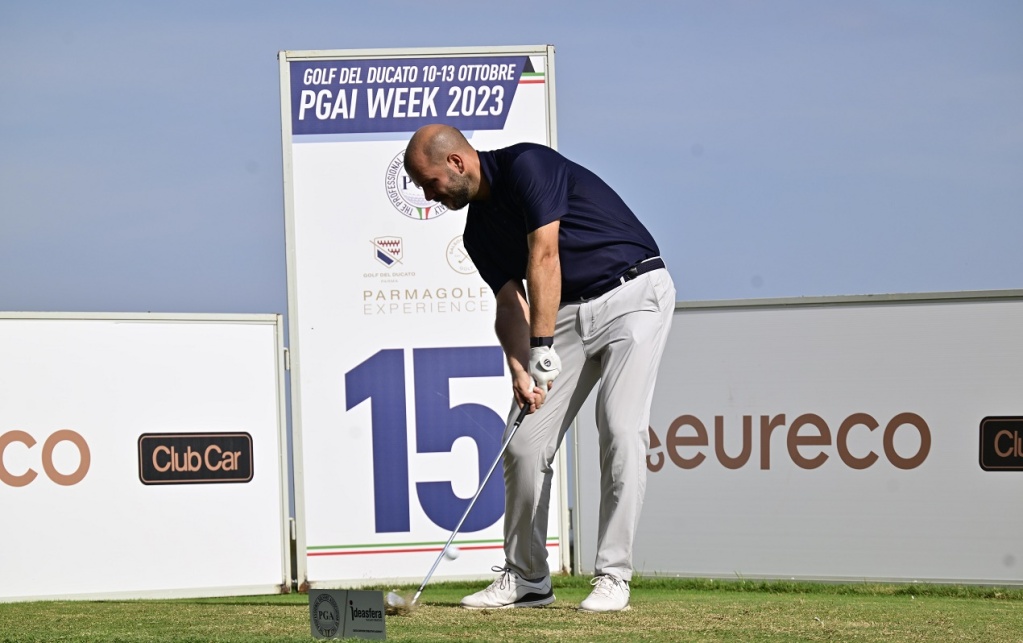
[444,545,460,560]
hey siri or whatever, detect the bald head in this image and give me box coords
[403,125,483,210]
[406,124,474,167]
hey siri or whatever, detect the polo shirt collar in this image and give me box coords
[477,150,499,198]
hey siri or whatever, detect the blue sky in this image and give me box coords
[1,1,1020,314]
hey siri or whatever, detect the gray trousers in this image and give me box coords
[502,268,676,581]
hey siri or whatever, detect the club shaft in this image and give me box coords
[411,404,530,605]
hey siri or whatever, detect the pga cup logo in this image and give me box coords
[385,150,449,220]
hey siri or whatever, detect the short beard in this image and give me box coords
[444,168,472,210]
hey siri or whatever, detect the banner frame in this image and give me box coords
[278,45,568,589]
[0,312,293,602]
[570,288,1023,585]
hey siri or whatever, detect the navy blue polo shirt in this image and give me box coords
[464,143,659,302]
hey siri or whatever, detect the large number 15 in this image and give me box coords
[345,346,507,534]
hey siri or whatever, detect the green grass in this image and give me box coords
[2,577,1022,642]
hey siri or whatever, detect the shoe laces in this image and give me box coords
[590,574,625,598]
[484,566,514,594]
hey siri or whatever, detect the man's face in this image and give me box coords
[407,155,473,211]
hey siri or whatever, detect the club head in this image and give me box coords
[384,590,415,616]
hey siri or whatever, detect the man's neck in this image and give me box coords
[472,150,490,201]
[475,175,491,201]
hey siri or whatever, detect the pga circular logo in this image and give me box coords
[311,593,341,637]
[385,150,449,220]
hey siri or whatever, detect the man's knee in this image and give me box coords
[504,435,536,470]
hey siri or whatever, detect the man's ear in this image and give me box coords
[448,152,465,173]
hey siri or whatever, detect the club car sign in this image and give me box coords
[138,433,254,484]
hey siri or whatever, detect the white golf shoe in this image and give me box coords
[578,574,631,613]
[460,566,555,609]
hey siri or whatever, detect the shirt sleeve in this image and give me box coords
[509,149,569,232]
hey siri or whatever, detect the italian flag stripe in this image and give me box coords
[308,537,558,557]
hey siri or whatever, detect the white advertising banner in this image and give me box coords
[574,293,1023,584]
[0,314,291,602]
[278,46,568,586]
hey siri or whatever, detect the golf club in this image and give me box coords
[387,402,531,613]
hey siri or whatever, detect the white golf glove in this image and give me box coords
[528,345,561,388]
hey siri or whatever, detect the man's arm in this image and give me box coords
[526,220,561,339]
[494,280,547,411]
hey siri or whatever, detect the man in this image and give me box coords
[403,125,675,613]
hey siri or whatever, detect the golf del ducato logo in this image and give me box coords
[138,432,253,485]
[445,235,477,275]
[979,416,1023,471]
[385,150,448,220]
[372,236,403,268]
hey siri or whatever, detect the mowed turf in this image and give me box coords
[1,577,1021,642]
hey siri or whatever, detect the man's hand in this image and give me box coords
[529,345,561,389]
[513,369,547,413]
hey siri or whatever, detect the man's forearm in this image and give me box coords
[495,300,530,376]
[494,281,531,377]
[526,222,561,339]
[527,259,560,339]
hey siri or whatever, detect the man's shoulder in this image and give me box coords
[488,142,561,165]
[488,143,565,182]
